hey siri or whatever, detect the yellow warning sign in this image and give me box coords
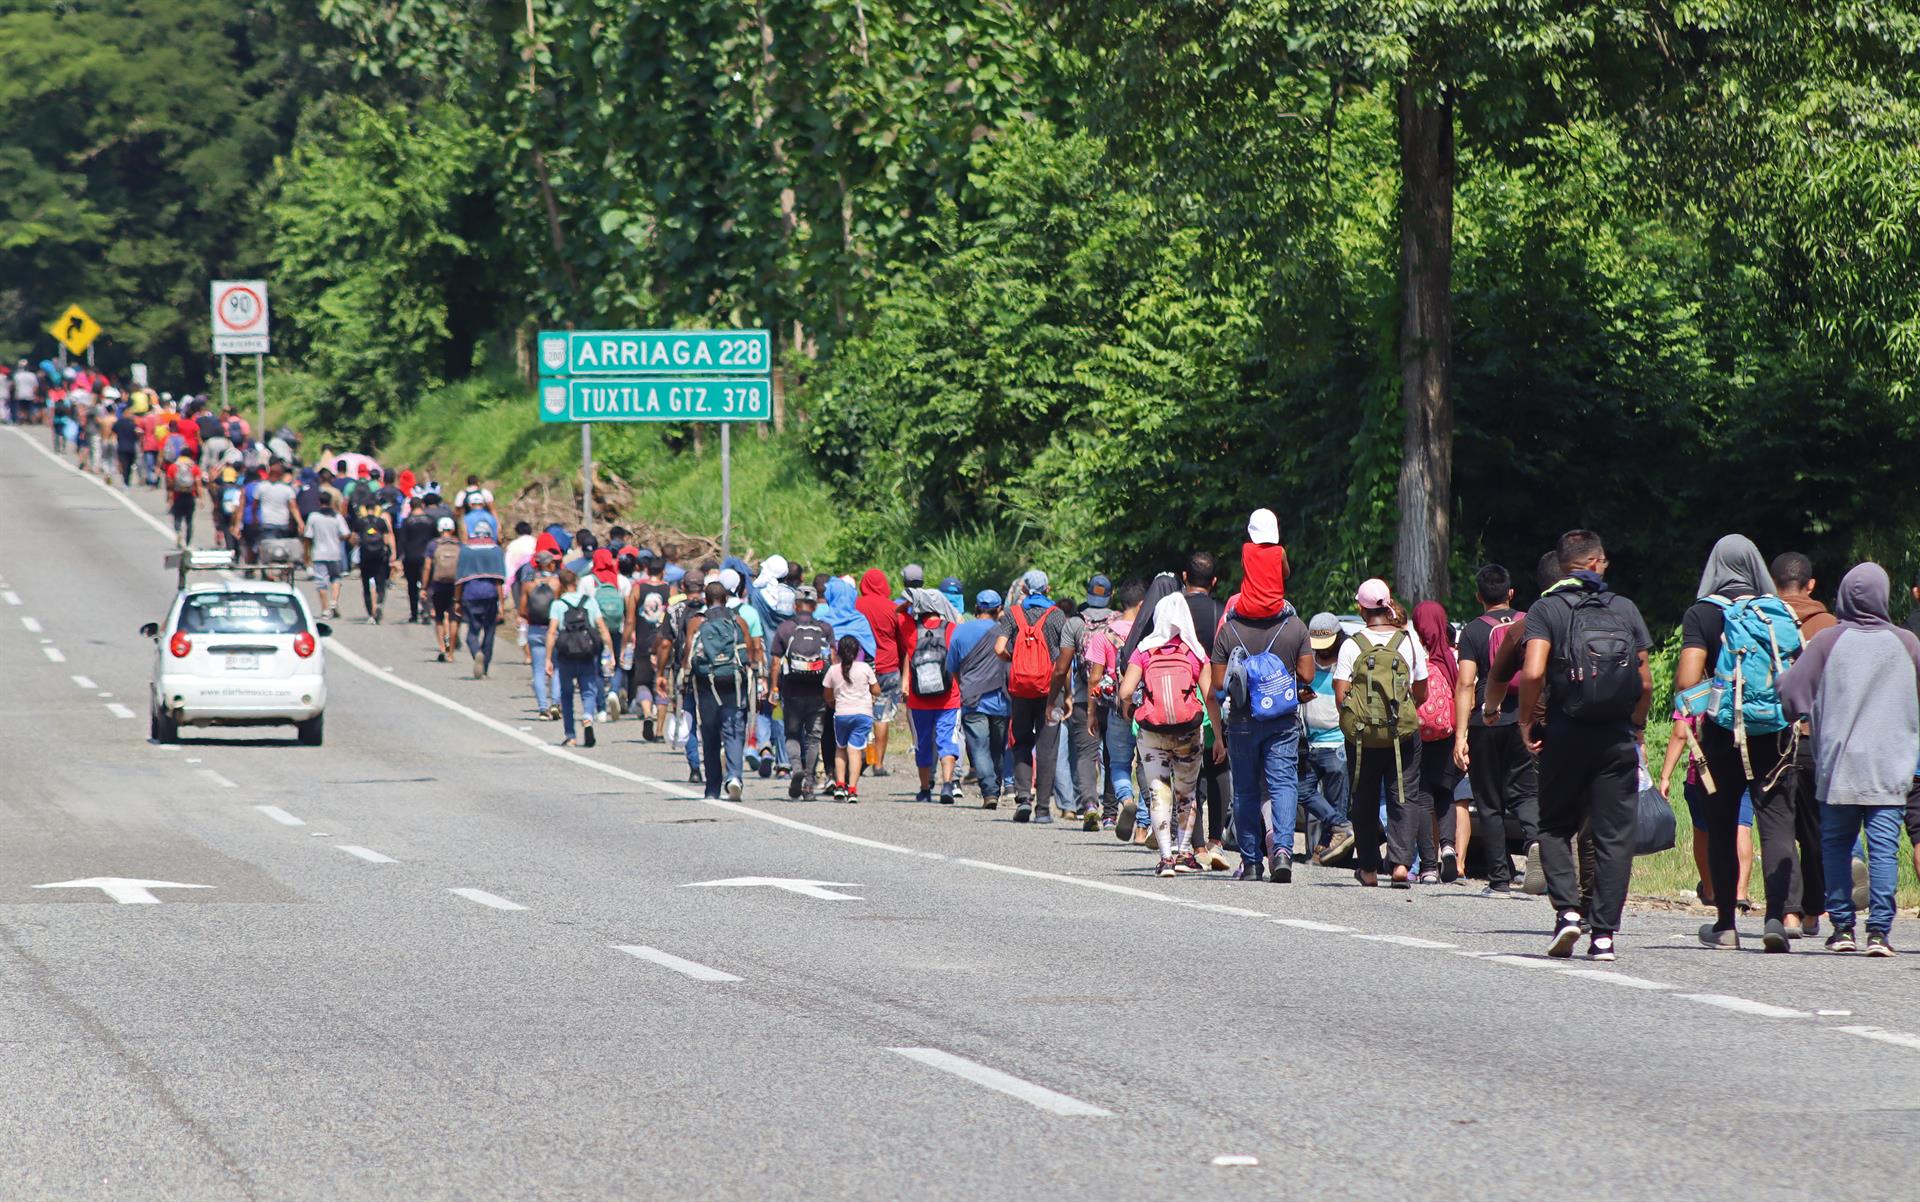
[47,304,102,356]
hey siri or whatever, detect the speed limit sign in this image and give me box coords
[211,280,270,354]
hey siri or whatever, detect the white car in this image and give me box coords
[144,575,332,745]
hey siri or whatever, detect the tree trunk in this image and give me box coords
[1394,77,1454,603]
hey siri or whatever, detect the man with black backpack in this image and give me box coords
[1517,529,1655,962]
[1453,563,1541,895]
[769,585,834,799]
[398,503,438,623]
[546,569,613,747]
[994,571,1076,825]
[350,499,397,624]
[687,580,762,801]
[520,551,562,720]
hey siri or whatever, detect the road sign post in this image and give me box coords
[537,329,770,552]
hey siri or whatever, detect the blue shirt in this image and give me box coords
[1306,664,1343,746]
[946,616,1008,716]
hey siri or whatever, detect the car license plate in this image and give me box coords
[225,654,259,670]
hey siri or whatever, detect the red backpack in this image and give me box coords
[1007,604,1057,699]
[1417,672,1454,741]
[1480,612,1520,691]
[1135,643,1202,730]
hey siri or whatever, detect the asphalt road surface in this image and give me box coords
[3,425,1916,1201]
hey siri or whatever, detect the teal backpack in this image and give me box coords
[1703,594,1802,737]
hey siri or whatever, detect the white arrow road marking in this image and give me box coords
[683,877,864,901]
[890,1048,1111,1117]
[612,945,742,982]
[33,878,214,904]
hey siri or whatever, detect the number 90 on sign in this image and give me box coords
[538,377,771,423]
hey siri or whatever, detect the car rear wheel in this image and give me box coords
[296,714,324,746]
[150,703,177,744]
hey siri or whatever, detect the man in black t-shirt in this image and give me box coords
[769,586,835,798]
[1517,530,1653,963]
[1453,563,1540,894]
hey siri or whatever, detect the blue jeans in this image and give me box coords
[682,683,703,774]
[1227,718,1301,864]
[962,708,1010,801]
[528,625,552,711]
[1822,801,1901,933]
[555,658,601,741]
[1299,740,1351,837]
[1103,702,1137,803]
[757,708,790,767]
[697,685,747,795]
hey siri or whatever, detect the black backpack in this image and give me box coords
[524,579,556,625]
[1552,591,1642,722]
[553,600,601,662]
[781,618,832,681]
[353,510,387,555]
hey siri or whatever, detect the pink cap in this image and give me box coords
[1355,577,1393,609]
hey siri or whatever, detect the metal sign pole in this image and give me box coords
[255,354,265,434]
[581,424,593,531]
[220,355,229,411]
[720,422,732,560]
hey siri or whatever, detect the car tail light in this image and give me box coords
[169,632,192,658]
[293,631,316,658]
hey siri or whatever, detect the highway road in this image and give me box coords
[1,425,1914,1200]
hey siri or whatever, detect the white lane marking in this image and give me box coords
[104,703,135,719]
[1557,969,1672,990]
[197,768,238,789]
[890,1048,1111,1117]
[255,805,304,826]
[1678,993,1808,1019]
[1,591,19,605]
[153,744,180,752]
[20,616,41,632]
[953,857,1269,919]
[7,427,178,539]
[450,888,526,911]
[612,944,742,982]
[1352,933,1456,949]
[1211,1155,1260,1168]
[1273,918,1354,933]
[337,845,397,864]
[97,692,112,698]
[1835,1025,1920,1052]
[70,674,96,689]
[1818,1010,1854,1017]
[41,646,64,662]
[684,876,863,901]
[1468,953,1565,968]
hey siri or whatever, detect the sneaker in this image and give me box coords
[1826,927,1857,953]
[830,782,847,802]
[939,782,956,805]
[1268,858,1293,884]
[846,784,859,804]
[981,795,999,811]
[1013,799,1033,823]
[642,717,656,741]
[582,724,596,749]
[725,777,743,801]
[606,694,623,720]
[1100,818,1115,831]
[1481,882,1518,898]
[1173,851,1203,874]
[788,775,804,800]
[1081,808,1100,832]
[1852,857,1870,913]
[1697,923,1739,950]
[914,788,933,804]
[1114,802,1136,842]
[1233,859,1264,881]
[1439,844,1460,884]
[1866,930,1897,957]
[1321,825,1356,863]
[1522,841,1547,895]
[758,755,774,779]
[595,710,611,724]
[471,653,484,678]
[1156,857,1178,879]
[1548,911,1583,958]
[1587,934,1617,962]
[1132,825,1154,846]
[1034,809,1055,826]
[689,770,704,785]
[1762,918,1791,954]
[1206,845,1234,872]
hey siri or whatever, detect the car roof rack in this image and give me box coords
[166,546,300,589]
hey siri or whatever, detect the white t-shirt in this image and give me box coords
[1332,626,1429,684]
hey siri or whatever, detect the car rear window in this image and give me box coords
[178,593,307,636]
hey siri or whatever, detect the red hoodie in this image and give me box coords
[855,568,903,674]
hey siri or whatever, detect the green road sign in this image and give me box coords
[538,329,769,376]
[537,377,772,423]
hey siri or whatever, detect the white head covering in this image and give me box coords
[756,555,795,616]
[719,567,742,594]
[1247,508,1280,545]
[1135,593,1207,663]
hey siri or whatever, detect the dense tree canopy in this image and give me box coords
[4,0,1920,617]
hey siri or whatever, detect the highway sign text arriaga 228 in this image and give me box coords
[539,329,769,377]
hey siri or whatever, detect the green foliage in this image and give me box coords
[266,99,497,441]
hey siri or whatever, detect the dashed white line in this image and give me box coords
[1678,993,1808,1019]
[1468,953,1564,968]
[449,888,526,911]
[1211,1155,1260,1168]
[337,845,397,864]
[197,769,238,789]
[1272,918,1354,933]
[255,805,304,826]
[20,616,41,632]
[1557,969,1672,990]
[612,944,742,982]
[890,1048,1111,1117]
[1352,933,1456,949]
[1,591,18,606]
[1835,1025,1920,1052]
[41,646,64,662]
[104,703,135,720]
[70,675,96,689]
